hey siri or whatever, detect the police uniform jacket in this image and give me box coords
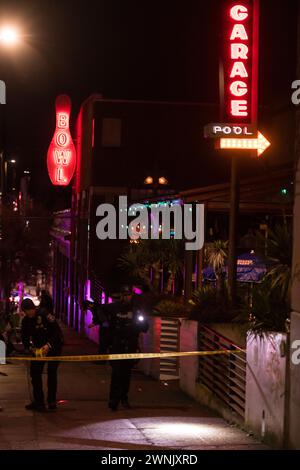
[21,308,63,355]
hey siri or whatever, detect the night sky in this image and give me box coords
[0,0,298,205]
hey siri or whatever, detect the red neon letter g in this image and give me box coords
[230,5,248,21]
[230,81,248,97]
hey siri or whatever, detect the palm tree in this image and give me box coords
[206,240,228,297]
[161,239,184,294]
[117,243,152,290]
[118,238,184,294]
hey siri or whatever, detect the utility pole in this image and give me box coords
[227,157,239,306]
[0,81,6,300]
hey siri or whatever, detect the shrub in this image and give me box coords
[247,280,289,335]
[153,299,188,318]
[189,285,231,323]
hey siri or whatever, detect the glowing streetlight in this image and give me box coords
[0,26,20,46]
[158,176,168,185]
[144,176,153,185]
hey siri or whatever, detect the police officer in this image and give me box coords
[83,293,123,357]
[107,288,149,411]
[21,298,63,412]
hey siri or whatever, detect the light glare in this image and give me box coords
[0,26,19,45]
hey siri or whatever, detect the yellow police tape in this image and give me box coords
[0,349,245,362]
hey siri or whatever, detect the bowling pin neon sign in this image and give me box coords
[47,95,76,186]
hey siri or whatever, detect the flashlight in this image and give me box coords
[137,315,144,322]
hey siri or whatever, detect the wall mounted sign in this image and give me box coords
[205,0,270,157]
[47,95,76,186]
[221,1,259,125]
[204,123,255,138]
[219,130,270,156]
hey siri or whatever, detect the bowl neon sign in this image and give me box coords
[47,95,76,186]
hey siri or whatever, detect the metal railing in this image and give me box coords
[198,324,247,419]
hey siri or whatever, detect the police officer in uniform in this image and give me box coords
[107,288,148,411]
[83,293,123,357]
[21,298,63,412]
[82,288,148,410]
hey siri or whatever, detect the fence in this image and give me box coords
[198,324,247,419]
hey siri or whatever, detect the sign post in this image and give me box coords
[205,0,266,305]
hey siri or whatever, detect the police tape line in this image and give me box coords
[0,349,245,362]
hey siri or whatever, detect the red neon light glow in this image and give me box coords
[230,81,248,97]
[92,118,95,148]
[47,95,76,186]
[230,24,248,41]
[221,1,259,126]
[230,5,248,21]
[231,43,248,59]
[230,62,248,78]
[231,100,248,116]
[228,3,250,118]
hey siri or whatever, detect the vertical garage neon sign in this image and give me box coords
[47,95,76,186]
[221,1,259,125]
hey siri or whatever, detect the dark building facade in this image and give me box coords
[51,94,295,343]
[52,95,220,337]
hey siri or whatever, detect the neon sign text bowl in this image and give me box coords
[47,95,76,186]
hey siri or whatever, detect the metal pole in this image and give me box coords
[283,324,291,449]
[227,157,239,306]
[184,249,193,301]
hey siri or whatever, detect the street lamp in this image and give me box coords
[144,176,169,186]
[0,26,20,46]
[144,175,169,195]
[0,24,21,275]
[0,25,21,197]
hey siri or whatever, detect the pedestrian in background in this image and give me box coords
[39,290,54,315]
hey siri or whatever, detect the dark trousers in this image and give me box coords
[98,327,110,355]
[109,360,132,405]
[30,361,59,405]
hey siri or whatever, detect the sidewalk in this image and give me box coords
[0,325,269,450]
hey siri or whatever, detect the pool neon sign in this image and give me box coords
[47,95,76,186]
[222,1,259,125]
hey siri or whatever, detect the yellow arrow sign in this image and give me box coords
[220,131,271,157]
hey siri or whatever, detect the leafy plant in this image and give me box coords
[118,238,184,294]
[153,299,187,317]
[189,284,232,323]
[242,222,292,334]
[257,223,292,301]
[247,279,289,335]
[205,240,228,296]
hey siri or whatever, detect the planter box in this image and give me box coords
[246,332,287,448]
